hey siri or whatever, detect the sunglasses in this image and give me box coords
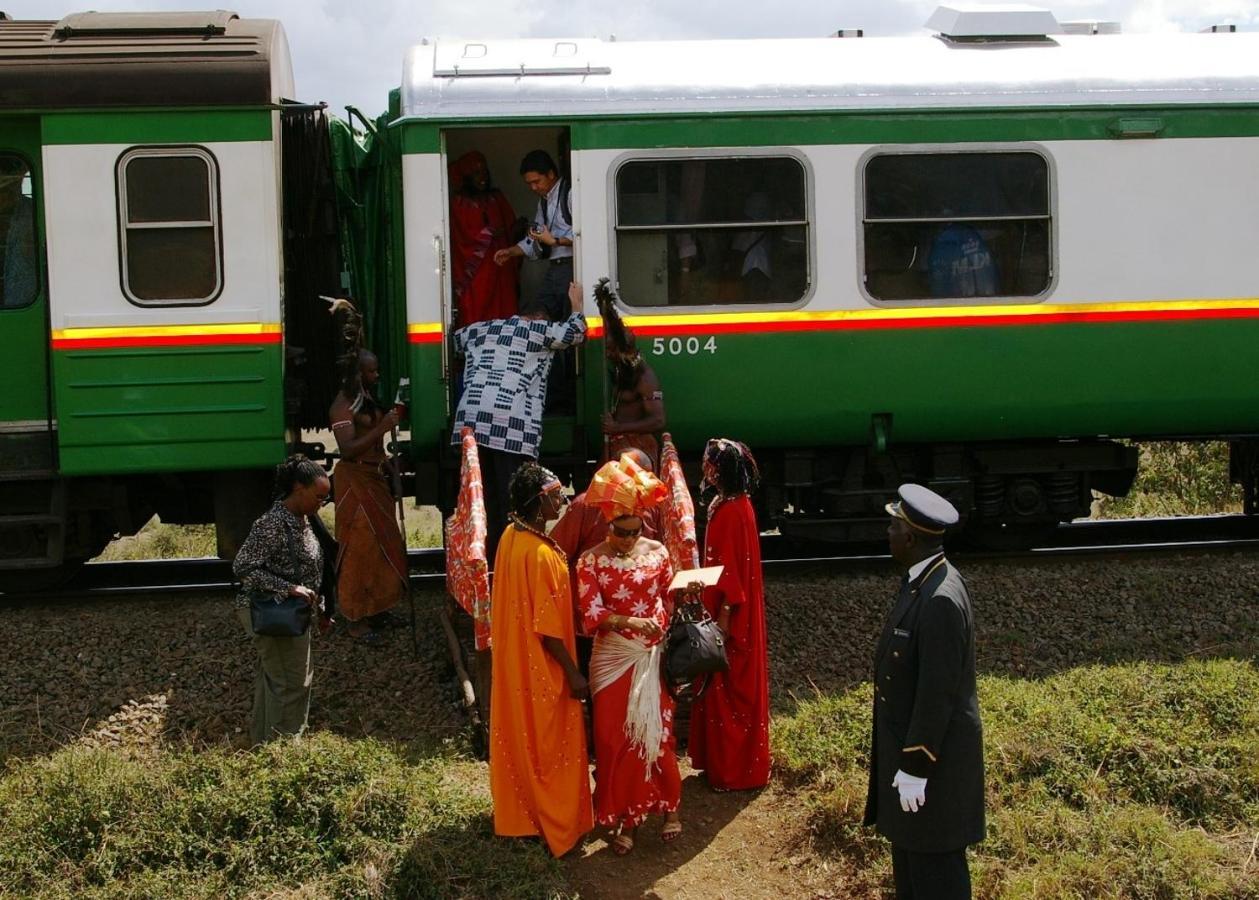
[610,522,642,538]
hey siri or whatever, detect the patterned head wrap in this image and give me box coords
[701,437,761,496]
[586,453,668,521]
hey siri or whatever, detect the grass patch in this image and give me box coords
[0,733,567,899]
[773,658,1259,899]
[96,504,442,563]
[1094,441,1242,518]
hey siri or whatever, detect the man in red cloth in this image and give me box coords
[449,151,519,327]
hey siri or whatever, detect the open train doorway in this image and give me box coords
[441,125,591,483]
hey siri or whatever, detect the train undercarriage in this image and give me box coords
[5,437,1259,593]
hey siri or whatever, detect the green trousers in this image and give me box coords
[237,606,312,745]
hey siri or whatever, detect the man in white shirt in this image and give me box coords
[493,149,574,323]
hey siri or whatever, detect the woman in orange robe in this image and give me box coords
[488,463,593,857]
[576,455,683,856]
[689,438,772,791]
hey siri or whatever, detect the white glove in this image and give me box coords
[892,769,927,813]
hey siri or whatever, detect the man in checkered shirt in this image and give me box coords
[453,280,587,560]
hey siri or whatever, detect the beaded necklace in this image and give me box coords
[508,513,564,555]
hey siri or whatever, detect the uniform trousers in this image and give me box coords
[237,607,312,745]
[891,845,971,900]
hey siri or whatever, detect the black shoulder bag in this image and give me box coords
[663,598,728,691]
[244,516,317,638]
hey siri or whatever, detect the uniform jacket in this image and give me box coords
[863,556,985,852]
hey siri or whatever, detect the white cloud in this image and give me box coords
[3,0,1254,114]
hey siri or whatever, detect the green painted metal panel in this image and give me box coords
[0,116,50,429]
[52,343,285,475]
[408,343,447,462]
[633,319,1259,453]
[394,105,1259,152]
[42,109,273,146]
[399,123,441,155]
[572,106,1259,150]
[412,319,1259,461]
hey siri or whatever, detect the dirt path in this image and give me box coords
[564,761,849,900]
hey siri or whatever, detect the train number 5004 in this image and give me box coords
[651,336,718,356]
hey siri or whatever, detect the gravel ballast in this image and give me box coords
[1,550,1255,759]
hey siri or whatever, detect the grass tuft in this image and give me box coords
[0,733,567,900]
[772,658,1259,899]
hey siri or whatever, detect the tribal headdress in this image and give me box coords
[594,278,645,390]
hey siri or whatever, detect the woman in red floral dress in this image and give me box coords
[576,455,684,856]
[689,438,772,791]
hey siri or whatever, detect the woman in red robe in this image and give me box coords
[689,438,772,790]
[448,151,519,327]
[576,455,683,856]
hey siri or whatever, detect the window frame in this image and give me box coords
[608,147,816,313]
[0,151,41,312]
[856,143,1057,307]
[114,145,224,307]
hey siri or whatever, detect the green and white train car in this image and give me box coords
[391,7,1259,541]
[1,11,341,587]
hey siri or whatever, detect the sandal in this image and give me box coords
[661,820,683,843]
[611,830,635,856]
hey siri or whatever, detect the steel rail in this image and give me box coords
[3,514,1258,601]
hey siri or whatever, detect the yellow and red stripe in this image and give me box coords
[52,323,282,350]
[408,298,1259,342]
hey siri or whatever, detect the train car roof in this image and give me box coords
[0,10,294,110]
[398,30,1259,123]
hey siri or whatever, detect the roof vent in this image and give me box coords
[1060,20,1120,35]
[433,38,610,77]
[53,11,239,39]
[926,3,1061,42]
[831,28,864,38]
[1201,24,1237,33]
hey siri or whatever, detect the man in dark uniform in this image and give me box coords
[865,484,985,899]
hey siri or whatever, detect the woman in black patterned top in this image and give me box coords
[233,455,330,744]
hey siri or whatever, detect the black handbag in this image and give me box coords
[663,599,729,687]
[247,589,313,637]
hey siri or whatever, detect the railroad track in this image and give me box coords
[4,514,1259,601]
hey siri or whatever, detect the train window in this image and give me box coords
[0,155,38,310]
[614,156,808,307]
[116,147,221,305]
[862,151,1051,302]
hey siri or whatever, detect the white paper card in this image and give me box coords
[668,566,723,591]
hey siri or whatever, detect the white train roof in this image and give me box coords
[398,30,1259,123]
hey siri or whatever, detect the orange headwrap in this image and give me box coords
[586,453,668,522]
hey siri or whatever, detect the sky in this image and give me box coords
[5,0,1258,116]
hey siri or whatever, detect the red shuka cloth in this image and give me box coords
[446,427,491,650]
[659,434,699,572]
[688,494,772,790]
[449,153,519,327]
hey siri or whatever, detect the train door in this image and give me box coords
[0,117,60,573]
[441,126,591,482]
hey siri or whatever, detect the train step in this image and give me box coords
[0,468,57,483]
[0,513,62,526]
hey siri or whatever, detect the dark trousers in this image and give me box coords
[538,259,575,413]
[891,846,971,900]
[537,257,573,321]
[480,445,532,566]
